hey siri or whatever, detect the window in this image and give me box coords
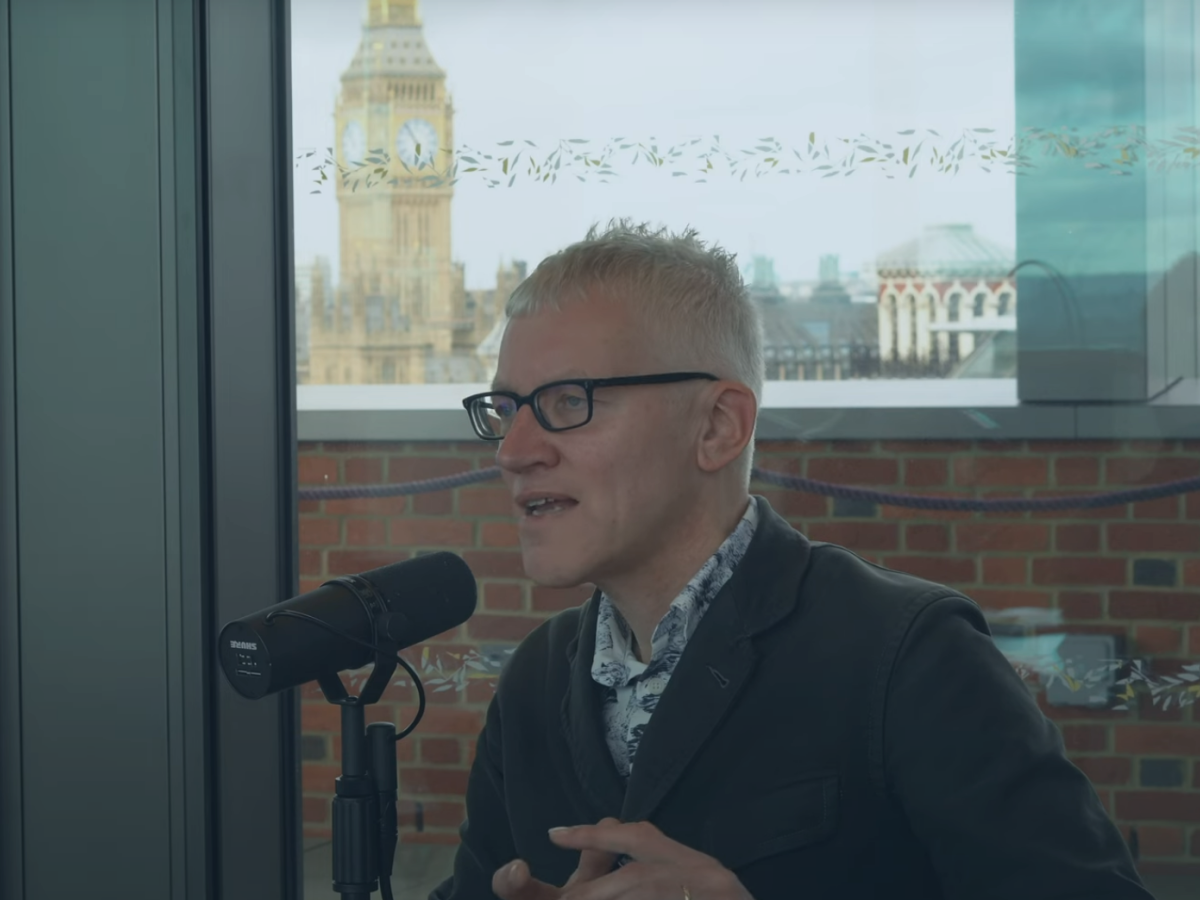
[289,3,1199,898]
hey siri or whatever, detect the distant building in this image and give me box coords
[750,254,879,381]
[307,0,483,384]
[294,256,332,385]
[876,224,1016,378]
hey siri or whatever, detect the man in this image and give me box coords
[434,221,1153,900]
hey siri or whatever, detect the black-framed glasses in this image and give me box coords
[461,372,719,440]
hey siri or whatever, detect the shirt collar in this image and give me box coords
[591,498,760,688]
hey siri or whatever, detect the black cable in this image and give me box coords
[263,609,428,740]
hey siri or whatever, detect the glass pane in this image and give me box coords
[290,2,1200,899]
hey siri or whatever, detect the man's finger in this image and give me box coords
[549,820,691,865]
[563,846,618,888]
[492,859,563,900]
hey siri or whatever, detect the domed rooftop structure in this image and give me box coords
[876,224,1013,279]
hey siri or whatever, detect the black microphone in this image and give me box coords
[218,551,478,699]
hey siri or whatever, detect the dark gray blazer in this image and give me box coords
[431,496,1153,899]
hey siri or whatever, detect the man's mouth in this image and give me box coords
[522,496,578,518]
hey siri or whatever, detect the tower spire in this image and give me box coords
[367,0,420,27]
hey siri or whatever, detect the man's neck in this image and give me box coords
[604,496,751,664]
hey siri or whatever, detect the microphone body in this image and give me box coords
[218,551,477,699]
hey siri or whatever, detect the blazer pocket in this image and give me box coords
[702,769,839,871]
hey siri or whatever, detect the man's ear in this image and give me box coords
[695,382,757,474]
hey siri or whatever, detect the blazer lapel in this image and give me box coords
[558,497,813,827]
[619,496,813,824]
[618,584,759,823]
[560,592,628,819]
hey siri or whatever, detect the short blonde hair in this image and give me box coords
[505,220,764,404]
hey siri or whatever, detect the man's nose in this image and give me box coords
[495,404,554,470]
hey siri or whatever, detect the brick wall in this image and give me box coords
[297,438,1200,876]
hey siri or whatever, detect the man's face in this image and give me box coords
[493,295,701,590]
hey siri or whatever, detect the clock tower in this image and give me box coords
[310,0,470,384]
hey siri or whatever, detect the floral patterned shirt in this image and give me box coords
[590,499,759,780]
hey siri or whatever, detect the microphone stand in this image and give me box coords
[316,634,402,900]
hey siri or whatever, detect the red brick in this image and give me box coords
[299,578,323,594]
[420,737,462,765]
[957,523,1050,553]
[906,524,949,552]
[1032,557,1127,586]
[397,799,466,829]
[346,518,386,546]
[1055,524,1101,553]
[300,549,321,576]
[1185,559,1200,586]
[1059,591,1103,620]
[401,832,462,846]
[1136,825,1185,858]
[1109,523,1200,552]
[954,457,1048,488]
[466,680,497,704]
[300,516,341,546]
[807,522,899,551]
[1187,492,1200,520]
[1028,440,1120,454]
[401,767,470,796]
[459,488,515,517]
[299,500,321,514]
[1115,791,1200,823]
[1135,625,1183,654]
[532,584,594,612]
[320,441,391,453]
[1061,724,1109,752]
[301,702,343,733]
[1129,440,1178,453]
[881,556,976,585]
[970,588,1052,610]
[344,457,384,484]
[325,497,409,515]
[1109,591,1200,621]
[1115,725,1200,756]
[1195,761,1200,789]
[1106,457,1200,485]
[327,549,409,576]
[761,489,828,518]
[387,456,474,483]
[389,518,474,548]
[905,458,948,487]
[414,491,453,515]
[1029,492,1128,520]
[303,797,329,824]
[299,455,338,484]
[302,764,342,793]
[481,521,520,547]
[806,458,899,485]
[401,706,483,735]
[982,557,1027,584]
[1055,457,1100,487]
[1133,496,1181,519]
[467,614,545,642]
[483,582,525,611]
[1189,626,1200,656]
[1137,691,1185,722]
[881,503,972,521]
[462,550,525,578]
[1073,756,1132,785]
[881,441,972,453]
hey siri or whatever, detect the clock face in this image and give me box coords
[395,117,439,167]
[342,121,366,164]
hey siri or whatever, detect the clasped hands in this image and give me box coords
[492,817,754,900]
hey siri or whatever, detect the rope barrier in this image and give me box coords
[297,466,1200,512]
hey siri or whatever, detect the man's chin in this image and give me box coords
[520,554,590,589]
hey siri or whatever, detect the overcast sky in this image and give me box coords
[290,0,1016,289]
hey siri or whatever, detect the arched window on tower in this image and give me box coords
[974,293,986,317]
[998,292,1012,316]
